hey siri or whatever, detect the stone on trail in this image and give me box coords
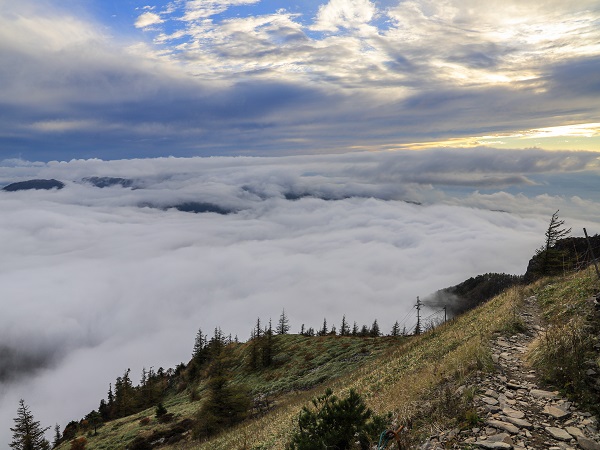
[544,405,571,420]
[545,426,573,441]
[565,426,584,438]
[577,436,600,450]
[475,440,513,449]
[503,407,525,419]
[482,396,499,406]
[488,432,513,444]
[503,416,533,430]
[487,420,520,435]
[530,389,557,399]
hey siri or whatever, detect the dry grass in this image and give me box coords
[180,285,529,449]
[59,281,545,450]
[528,267,600,412]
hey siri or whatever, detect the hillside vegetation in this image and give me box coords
[53,242,600,449]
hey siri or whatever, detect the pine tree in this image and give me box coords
[254,317,262,339]
[84,411,102,435]
[52,424,61,449]
[107,384,114,407]
[262,319,274,367]
[369,319,380,337]
[390,321,400,337]
[277,309,290,335]
[352,322,359,336]
[535,210,571,277]
[193,349,251,439]
[319,318,328,336]
[248,329,258,370]
[113,369,136,418]
[192,328,206,359]
[360,324,369,337]
[10,399,50,450]
[340,315,350,336]
[288,389,388,450]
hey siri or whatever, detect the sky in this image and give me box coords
[1,0,600,446]
[1,0,600,159]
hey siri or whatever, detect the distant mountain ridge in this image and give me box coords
[2,179,64,191]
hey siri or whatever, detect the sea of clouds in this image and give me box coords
[1,149,599,444]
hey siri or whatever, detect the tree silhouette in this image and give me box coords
[10,399,50,450]
[535,210,571,277]
[390,321,400,337]
[277,309,290,335]
[369,319,380,337]
[339,315,350,336]
[319,318,328,336]
[52,424,61,449]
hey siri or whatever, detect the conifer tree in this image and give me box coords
[352,322,359,336]
[52,424,61,449]
[248,328,259,370]
[107,384,114,407]
[84,411,102,436]
[340,315,350,336]
[10,399,50,450]
[113,369,136,417]
[262,319,274,367]
[390,321,400,337]
[277,309,290,335]
[254,317,262,339]
[535,210,571,277]
[369,319,380,337]
[192,328,206,359]
[193,340,251,439]
[319,318,328,336]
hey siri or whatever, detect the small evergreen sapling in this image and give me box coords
[287,389,389,450]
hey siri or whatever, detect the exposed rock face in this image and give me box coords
[2,179,64,191]
[418,296,600,450]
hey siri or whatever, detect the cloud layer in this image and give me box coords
[1,150,600,444]
[1,0,599,160]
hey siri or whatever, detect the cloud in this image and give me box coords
[311,0,377,32]
[179,0,261,22]
[2,0,600,159]
[134,11,164,29]
[0,151,599,445]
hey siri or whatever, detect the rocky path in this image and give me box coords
[423,296,600,450]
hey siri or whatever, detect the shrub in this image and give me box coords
[70,437,87,450]
[192,375,251,439]
[155,403,167,419]
[287,388,389,450]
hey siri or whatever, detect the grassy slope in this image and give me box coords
[528,267,600,414]
[60,267,600,450]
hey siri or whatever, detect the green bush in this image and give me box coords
[287,389,389,450]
